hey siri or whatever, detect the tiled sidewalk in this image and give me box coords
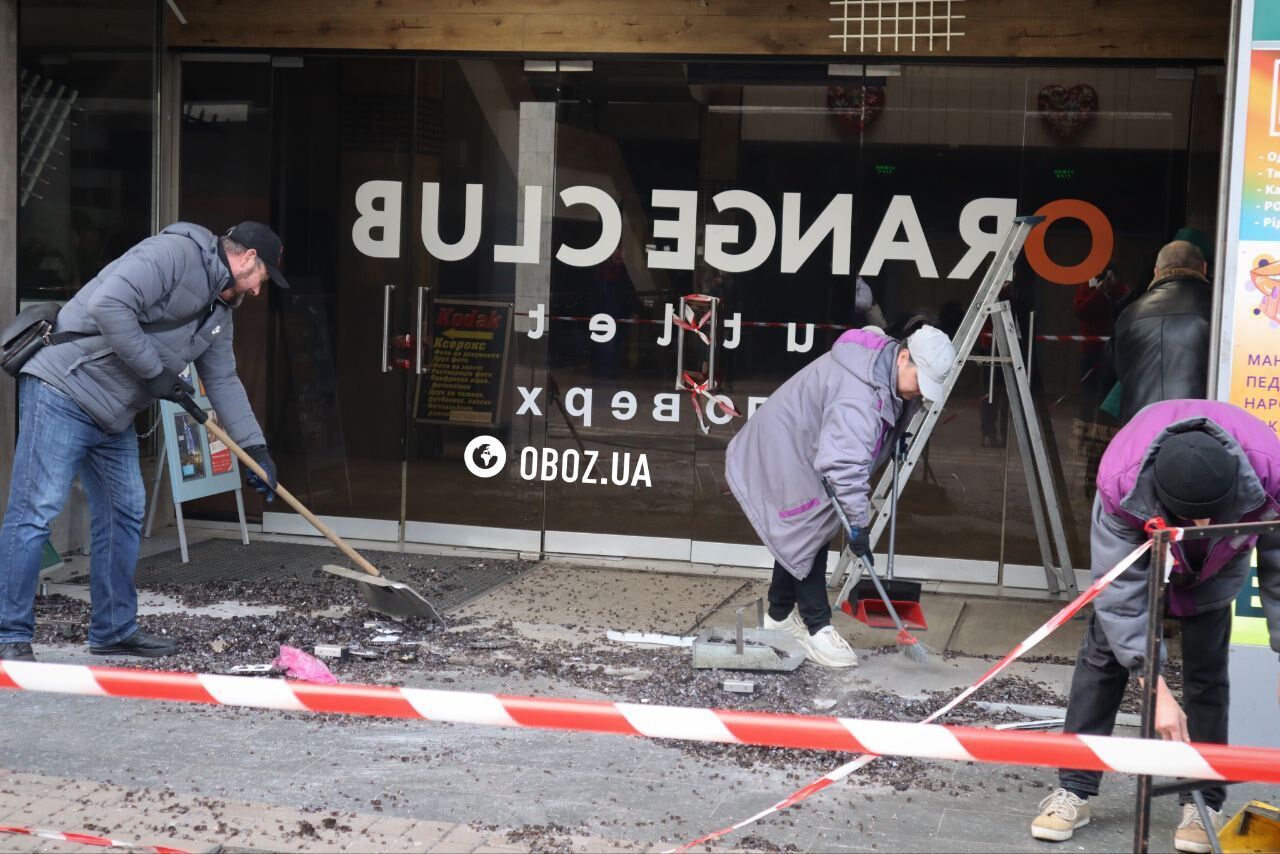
[0,770,643,853]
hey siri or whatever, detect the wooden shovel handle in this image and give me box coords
[199,414,383,578]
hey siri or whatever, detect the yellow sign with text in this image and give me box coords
[1234,552,1269,646]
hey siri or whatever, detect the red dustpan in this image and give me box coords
[841,579,928,630]
[840,433,928,633]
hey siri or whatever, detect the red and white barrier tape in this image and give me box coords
[673,295,717,346]
[673,538,1159,851]
[681,370,741,434]
[0,824,189,853]
[3,637,1276,787]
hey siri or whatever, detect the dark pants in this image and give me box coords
[766,544,831,635]
[1060,607,1232,810]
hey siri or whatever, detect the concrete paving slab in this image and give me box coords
[810,821,1045,853]
[832,592,966,654]
[945,598,1088,659]
[849,649,1076,701]
[454,564,749,635]
[13,534,1267,854]
[694,582,968,660]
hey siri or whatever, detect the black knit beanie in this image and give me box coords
[1153,430,1237,520]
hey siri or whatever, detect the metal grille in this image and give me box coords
[828,0,966,53]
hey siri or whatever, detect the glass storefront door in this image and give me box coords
[256,57,415,541]
[249,57,552,549]
[180,55,1201,587]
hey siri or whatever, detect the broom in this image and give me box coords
[822,477,931,664]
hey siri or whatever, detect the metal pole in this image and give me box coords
[1133,528,1168,854]
[1208,0,1244,398]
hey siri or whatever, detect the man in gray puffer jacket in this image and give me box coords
[726,325,956,667]
[0,222,287,662]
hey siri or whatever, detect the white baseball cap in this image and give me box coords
[904,325,956,403]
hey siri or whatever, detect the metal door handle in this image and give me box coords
[416,286,429,375]
[381,284,394,373]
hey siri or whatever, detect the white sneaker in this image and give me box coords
[763,608,808,642]
[1174,803,1223,853]
[801,625,859,668]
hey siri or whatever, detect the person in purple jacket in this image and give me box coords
[1031,400,1280,853]
[725,325,956,668]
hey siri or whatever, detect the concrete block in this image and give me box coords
[455,564,749,635]
[945,598,1086,659]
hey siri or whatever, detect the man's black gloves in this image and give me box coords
[848,525,873,567]
[243,444,277,502]
[145,367,193,403]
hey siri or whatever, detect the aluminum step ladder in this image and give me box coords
[828,215,1080,603]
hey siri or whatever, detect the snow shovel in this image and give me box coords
[175,391,445,626]
[843,434,927,632]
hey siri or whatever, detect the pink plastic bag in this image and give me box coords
[272,644,339,685]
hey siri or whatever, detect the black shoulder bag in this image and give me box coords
[0,303,211,378]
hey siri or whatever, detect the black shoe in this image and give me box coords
[90,630,177,658]
[0,641,35,662]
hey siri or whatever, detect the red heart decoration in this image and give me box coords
[827,85,886,133]
[1037,84,1098,138]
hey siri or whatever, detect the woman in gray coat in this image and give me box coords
[725,325,955,667]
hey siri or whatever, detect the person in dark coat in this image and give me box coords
[1112,241,1212,424]
[1030,400,1280,852]
[0,222,287,662]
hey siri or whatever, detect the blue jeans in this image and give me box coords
[0,375,145,646]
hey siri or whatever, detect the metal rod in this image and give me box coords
[415,286,428,375]
[1192,790,1224,854]
[1026,310,1036,378]
[1133,529,1169,854]
[381,285,394,373]
[735,606,745,656]
[995,302,1075,596]
[707,296,718,392]
[887,435,902,582]
[19,84,64,173]
[1150,779,1238,798]
[674,296,688,391]
[1164,519,1280,539]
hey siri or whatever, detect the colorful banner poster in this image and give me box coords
[1221,0,1280,646]
[413,300,513,426]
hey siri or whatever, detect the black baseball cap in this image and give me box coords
[225,221,289,289]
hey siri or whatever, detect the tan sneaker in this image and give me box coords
[800,625,859,668]
[763,608,808,642]
[1174,803,1222,853]
[1031,788,1090,841]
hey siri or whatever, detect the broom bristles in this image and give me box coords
[896,629,931,664]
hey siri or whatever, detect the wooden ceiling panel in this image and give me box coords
[166,0,1230,61]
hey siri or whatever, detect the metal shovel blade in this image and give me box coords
[320,564,446,626]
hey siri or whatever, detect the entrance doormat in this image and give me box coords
[85,538,532,614]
